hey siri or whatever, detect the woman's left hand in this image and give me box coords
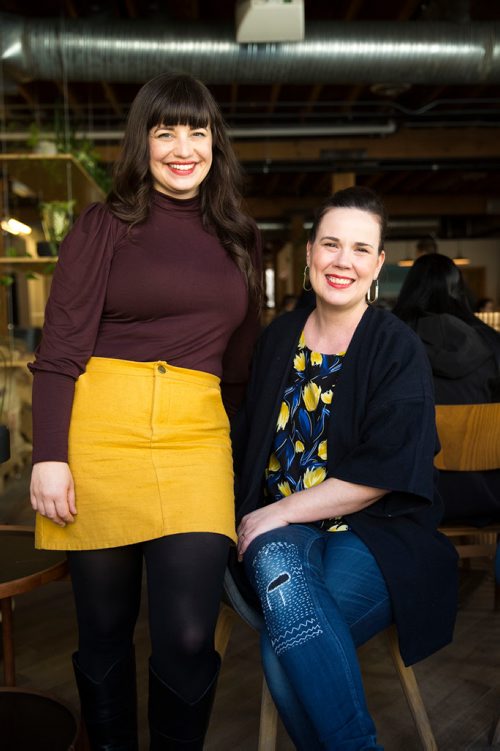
[237,504,289,561]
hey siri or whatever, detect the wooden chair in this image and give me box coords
[215,566,437,751]
[435,403,500,607]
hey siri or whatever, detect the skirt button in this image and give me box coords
[158,365,167,374]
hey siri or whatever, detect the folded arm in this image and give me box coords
[237,477,388,560]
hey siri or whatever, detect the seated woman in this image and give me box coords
[392,253,500,404]
[231,187,458,751]
[392,252,500,523]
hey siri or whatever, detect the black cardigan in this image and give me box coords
[231,305,458,666]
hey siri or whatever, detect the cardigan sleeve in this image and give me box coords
[330,318,438,517]
[28,203,121,463]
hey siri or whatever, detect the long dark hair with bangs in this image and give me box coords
[392,252,500,360]
[392,253,474,327]
[107,72,259,296]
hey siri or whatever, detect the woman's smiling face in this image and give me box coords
[149,123,213,199]
[306,206,385,314]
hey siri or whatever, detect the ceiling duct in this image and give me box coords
[1,13,500,85]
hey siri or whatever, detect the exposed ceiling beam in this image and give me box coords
[267,85,281,115]
[230,128,500,163]
[64,0,78,18]
[15,84,36,109]
[124,0,139,18]
[397,0,422,21]
[174,0,200,21]
[95,128,500,165]
[245,194,500,219]
[54,81,83,115]
[300,84,323,119]
[101,81,123,118]
[345,0,365,21]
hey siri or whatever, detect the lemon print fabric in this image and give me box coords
[265,329,344,503]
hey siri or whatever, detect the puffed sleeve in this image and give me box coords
[220,229,263,417]
[28,203,123,463]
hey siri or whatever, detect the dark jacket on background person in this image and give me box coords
[231,305,458,667]
[415,312,500,404]
[411,312,500,522]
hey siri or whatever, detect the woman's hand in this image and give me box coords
[30,461,77,527]
[237,503,290,561]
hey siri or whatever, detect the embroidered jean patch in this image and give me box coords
[252,540,323,655]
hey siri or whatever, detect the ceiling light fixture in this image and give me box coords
[453,254,470,266]
[235,0,305,43]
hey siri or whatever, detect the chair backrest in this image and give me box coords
[434,403,500,472]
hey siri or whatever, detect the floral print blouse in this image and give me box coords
[264,331,349,531]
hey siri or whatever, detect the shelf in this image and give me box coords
[0,154,105,213]
[0,257,57,272]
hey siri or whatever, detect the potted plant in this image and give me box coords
[27,122,58,155]
[38,199,75,256]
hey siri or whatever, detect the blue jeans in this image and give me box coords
[244,525,392,751]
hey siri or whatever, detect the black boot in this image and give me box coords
[72,648,139,751]
[148,656,220,750]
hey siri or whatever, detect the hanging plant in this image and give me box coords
[39,199,76,256]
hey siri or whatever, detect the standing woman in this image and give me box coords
[29,73,261,750]
[232,187,457,750]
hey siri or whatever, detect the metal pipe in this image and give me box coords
[0,121,397,141]
[2,13,500,85]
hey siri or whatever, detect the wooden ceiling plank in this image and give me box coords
[229,128,500,163]
[331,172,356,192]
[101,81,123,118]
[300,84,324,118]
[268,84,282,115]
[292,172,307,194]
[363,174,384,189]
[264,173,282,197]
[344,0,365,21]
[230,82,239,116]
[16,85,37,109]
[375,170,411,194]
[124,0,139,18]
[64,0,79,18]
[54,81,83,115]
[245,193,497,219]
[175,0,200,21]
[397,0,422,21]
[97,128,500,169]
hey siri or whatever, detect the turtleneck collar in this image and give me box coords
[152,189,201,216]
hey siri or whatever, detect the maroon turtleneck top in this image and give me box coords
[29,191,261,463]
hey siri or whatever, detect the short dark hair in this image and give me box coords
[308,186,387,252]
[416,236,438,255]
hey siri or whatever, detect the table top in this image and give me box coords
[0,525,68,598]
[0,687,79,751]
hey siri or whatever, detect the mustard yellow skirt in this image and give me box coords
[36,357,237,550]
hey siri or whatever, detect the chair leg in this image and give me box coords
[386,626,437,751]
[1,596,15,686]
[491,716,500,745]
[214,604,238,659]
[494,538,500,612]
[258,676,278,751]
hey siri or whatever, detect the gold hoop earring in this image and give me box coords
[303,265,312,292]
[366,278,379,304]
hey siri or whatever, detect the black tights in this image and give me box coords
[67,533,230,702]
